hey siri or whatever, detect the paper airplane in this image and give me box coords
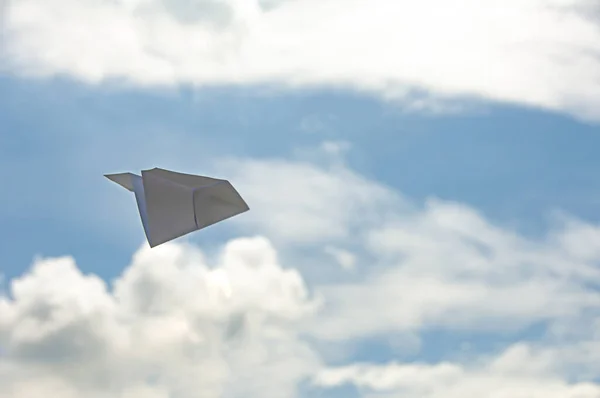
[105,168,249,247]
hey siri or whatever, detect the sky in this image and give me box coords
[1,0,600,397]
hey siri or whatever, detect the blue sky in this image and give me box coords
[2,75,599,279]
[1,1,600,398]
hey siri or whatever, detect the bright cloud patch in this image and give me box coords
[0,237,319,398]
[2,0,600,120]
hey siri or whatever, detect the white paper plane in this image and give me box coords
[105,168,249,247]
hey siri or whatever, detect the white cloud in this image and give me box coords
[324,246,356,271]
[0,236,320,398]
[314,344,600,398]
[206,155,600,344]
[212,155,404,245]
[3,154,600,397]
[2,0,600,120]
[205,154,600,352]
[203,153,600,348]
[311,199,600,341]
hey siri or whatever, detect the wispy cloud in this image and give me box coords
[314,344,600,398]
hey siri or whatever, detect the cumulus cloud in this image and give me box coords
[0,237,320,398]
[2,0,600,120]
